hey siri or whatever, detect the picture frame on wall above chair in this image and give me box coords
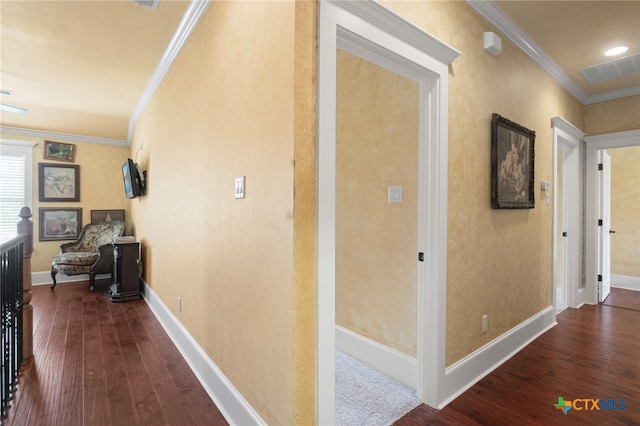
[38,163,80,202]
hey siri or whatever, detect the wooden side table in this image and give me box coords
[110,241,141,302]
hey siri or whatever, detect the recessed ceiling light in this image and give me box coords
[605,46,628,57]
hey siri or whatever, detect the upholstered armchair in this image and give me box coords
[51,221,126,290]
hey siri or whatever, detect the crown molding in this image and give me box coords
[466,0,589,104]
[0,126,128,147]
[584,85,640,105]
[466,0,639,106]
[127,0,210,143]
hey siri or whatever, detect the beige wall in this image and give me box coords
[1,132,130,272]
[129,2,316,424]
[382,0,584,366]
[336,49,419,356]
[584,94,640,135]
[609,146,640,278]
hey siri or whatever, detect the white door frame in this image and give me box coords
[584,129,640,304]
[317,1,459,423]
[551,117,584,310]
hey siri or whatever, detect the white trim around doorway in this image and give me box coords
[317,1,460,423]
[551,117,584,311]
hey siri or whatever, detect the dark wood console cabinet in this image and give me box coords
[110,241,141,302]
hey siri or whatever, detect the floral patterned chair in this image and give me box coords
[51,221,126,290]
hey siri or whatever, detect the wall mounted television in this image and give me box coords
[122,158,145,199]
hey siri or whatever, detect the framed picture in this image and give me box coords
[39,208,82,241]
[91,209,125,224]
[39,163,80,202]
[44,140,76,162]
[491,113,536,209]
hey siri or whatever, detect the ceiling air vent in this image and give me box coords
[131,0,159,10]
[580,53,640,84]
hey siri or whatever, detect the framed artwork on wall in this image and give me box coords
[91,209,125,224]
[43,140,76,162]
[38,163,80,202]
[491,113,536,209]
[39,208,82,241]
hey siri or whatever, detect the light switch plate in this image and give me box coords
[388,186,403,203]
[235,176,245,199]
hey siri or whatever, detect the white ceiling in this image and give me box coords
[0,0,189,142]
[0,1,638,143]
[491,0,640,101]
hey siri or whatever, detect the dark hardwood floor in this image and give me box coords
[4,281,227,426]
[602,287,640,312]
[395,299,640,425]
[5,283,639,425]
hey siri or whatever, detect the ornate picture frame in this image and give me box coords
[39,208,82,241]
[44,140,76,162]
[38,163,80,202]
[491,113,536,209]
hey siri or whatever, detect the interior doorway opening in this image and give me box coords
[584,130,640,305]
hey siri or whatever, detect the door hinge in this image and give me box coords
[597,274,602,282]
[598,219,603,226]
[418,252,424,262]
[562,232,568,237]
[598,163,603,171]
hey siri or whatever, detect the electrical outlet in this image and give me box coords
[481,314,488,333]
[177,296,182,312]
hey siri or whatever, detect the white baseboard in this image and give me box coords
[611,274,640,291]
[31,270,111,286]
[439,306,556,409]
[335,325,417,389]
[141,281,265,426]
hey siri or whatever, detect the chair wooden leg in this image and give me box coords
[51,269,57,290]
[89,272,95,291]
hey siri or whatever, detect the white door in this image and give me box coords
[599,151,612,302]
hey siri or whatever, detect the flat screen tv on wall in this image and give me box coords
[122,158,145,199]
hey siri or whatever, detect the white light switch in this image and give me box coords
[388,186,403,204]
[235,176,245,199]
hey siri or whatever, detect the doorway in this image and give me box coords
[317,1,459,423]
[335,47,419,382]
[584,129,640,305]
[551,117,583,311]
[598,146,640,310]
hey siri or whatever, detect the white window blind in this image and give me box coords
[0,143,33,243]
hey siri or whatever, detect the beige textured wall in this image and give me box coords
[128,2,316,424]
[0,132,130,272]
[382,0,584,366]
[609,146,640,278]
[292,1,317,424]
[584,94,640,135]
[336,49,419,356]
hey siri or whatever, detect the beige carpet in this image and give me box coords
[335,350,421,426]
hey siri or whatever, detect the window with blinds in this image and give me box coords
[0,145,31,243]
